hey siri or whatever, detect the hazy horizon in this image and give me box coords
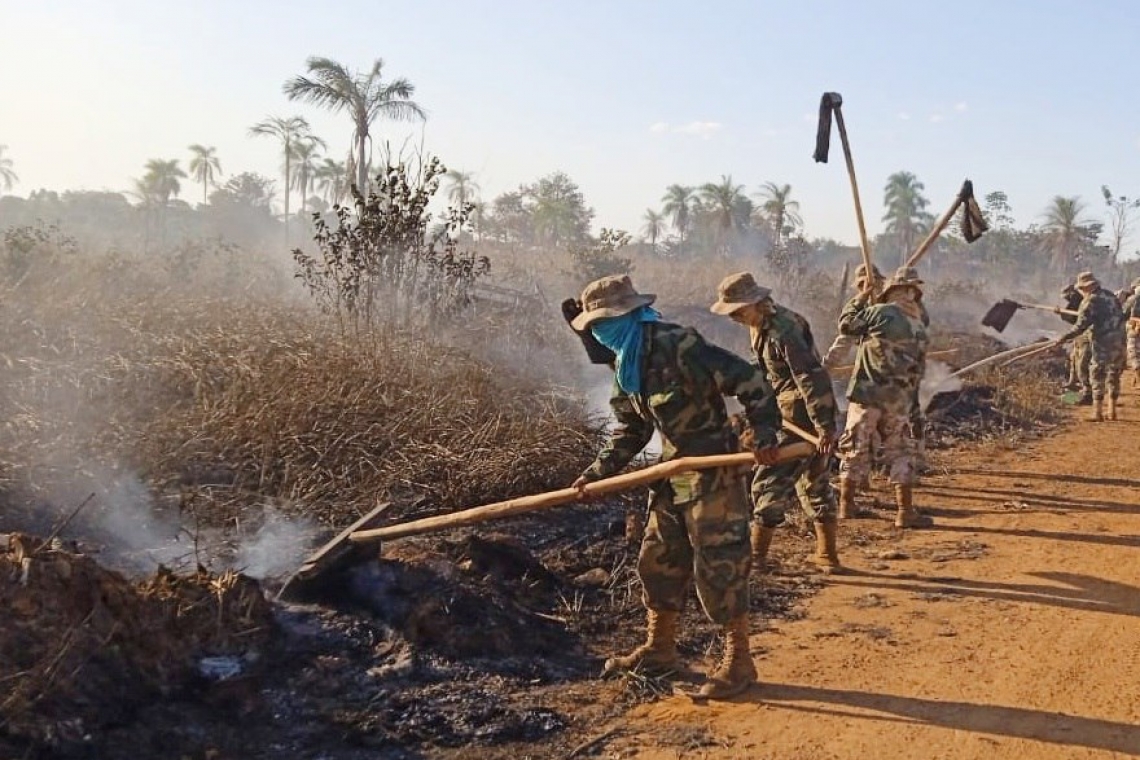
[2,0,1140,253]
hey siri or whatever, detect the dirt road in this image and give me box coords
[611,389,1140,759]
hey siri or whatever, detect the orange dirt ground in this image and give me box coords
[607,387,1140,759]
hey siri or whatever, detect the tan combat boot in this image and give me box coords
[812,519,843,573]
[838,479,858,520]
[1091,398,1104,422]
[750,523,776,573]
[1107,396,1118,421]
[603,609,680,674]
[894,484,933,529]
[698,615,757,699]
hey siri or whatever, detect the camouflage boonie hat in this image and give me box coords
[570,274,656,331]
[1075,271,1099,290]
[853,263,884,280]
[880,266,924,300]
[710,272,772,315]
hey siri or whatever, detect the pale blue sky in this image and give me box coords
[2,0,1139,248]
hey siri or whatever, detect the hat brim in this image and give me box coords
[881,280,924,299]
[570,294,656,331]
[710,298,758,316]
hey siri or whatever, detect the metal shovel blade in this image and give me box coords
[981,299,1020,333]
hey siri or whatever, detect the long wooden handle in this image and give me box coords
[781,419,821,446]
[905,194,964,269]
[349,442,816,544]
[832,106,874,285]
[1020,302,1079,317]
[999,340,1060,367]
[950,342,1054,379]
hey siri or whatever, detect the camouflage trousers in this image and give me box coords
[751,450,836,528]
[1127,330,1140,371]
[1068,335,1091,394]
[638,475,751,624]
[838,402,918,487]
[1090,337,1126,401]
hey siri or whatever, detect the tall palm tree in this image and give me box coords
[134,159,187,251]
[314,158,350,206]
[444,169,480,208]
[0,145,18,195]
[288,134,327,214]
[187,145,222,205]
[755,181,802,246]
[883,171,934,265]
[661,184,695,248]
[141,159,186,205]
[284,56,426,195]
[641,209,666,250]
[1041,195,1096,275]
[700,175,748,254]
[249,115,313,242]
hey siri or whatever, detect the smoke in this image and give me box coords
[920,360,962,412]
[233,508,320,580]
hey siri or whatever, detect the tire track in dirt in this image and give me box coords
[608,386,1140,759]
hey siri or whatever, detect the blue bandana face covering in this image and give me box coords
[590,306,661,394]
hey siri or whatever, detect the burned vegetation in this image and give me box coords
[0,161,1072,759]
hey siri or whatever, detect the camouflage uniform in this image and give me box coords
[836,293,928,488]
[748,305,838,528]
[580,321,780,624]
[1060,285,1092,399]
[1060,284,1126,405]
[1121,285,1140,373]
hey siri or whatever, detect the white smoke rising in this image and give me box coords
[233,508,320,580]
[920,361,963,412]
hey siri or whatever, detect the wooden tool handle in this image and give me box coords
[832,106,875,286]
[1021,303,1079,317]
[349,442,816,544]
[905,195,964,269]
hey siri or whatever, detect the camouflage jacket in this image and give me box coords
[1122,293,1140,324]
[1061,289,1126,345]
[838,297,928,413]
[581,322,780,501]
[749,305,836,434]
[825,295,929,365]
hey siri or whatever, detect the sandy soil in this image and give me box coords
[605,388,1140,759]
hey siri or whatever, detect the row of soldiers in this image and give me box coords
[1062,271,1140,421]
[564,264,928,700]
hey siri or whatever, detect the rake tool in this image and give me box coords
[981,299,1078,333]
[814,92,874,288]
[279,440,816,599]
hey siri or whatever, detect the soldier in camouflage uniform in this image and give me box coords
[1058,271,1127,421]
[822,263,885,369]
[836,266,931,529]
[570,274,782,700]
[710,272,842,573]
[1060,283,1093,404]
[1121,278,1140,388]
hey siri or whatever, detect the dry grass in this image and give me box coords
[0,250,602,536]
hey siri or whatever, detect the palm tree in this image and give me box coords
[661,184,695,249]
[289,134,327,214]
[314,158,349,206]
[0,145,17,195]
[444,169,480,208]
[641,209,666,251]
[1041,195,1096,276]
[134,159,187,250]
[755,181,802,246]
[700,175,748,254]
[883,171,934,265]
[284,56,426,195]
[249,115,313,242]
[187,145,222,206]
